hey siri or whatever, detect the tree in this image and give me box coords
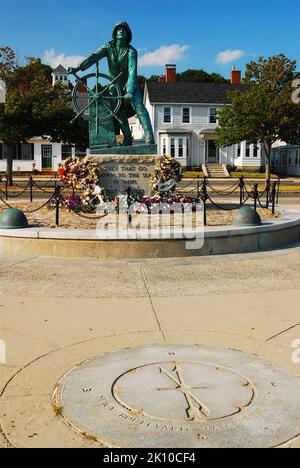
[177,69,228,83]
[148,69,228,84]
[0,53,88,184]
[217,55,300,179]
[0,47,19,83]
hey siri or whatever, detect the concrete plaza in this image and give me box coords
[1,239,300,447]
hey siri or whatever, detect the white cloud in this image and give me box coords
[139,44,189,67]
[43,49,86,69]
[216,49,245,65]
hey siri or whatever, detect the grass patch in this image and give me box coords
[278,185,300,192]
[230,172,278,179]
[183,171,205,178]
[183,171,279,179]
[81,432,98,442]
[52,402,63,416]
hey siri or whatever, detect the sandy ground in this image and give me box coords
[0,200,280,229]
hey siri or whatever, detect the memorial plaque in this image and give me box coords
[53,345,300,448]
[94,154,160,196]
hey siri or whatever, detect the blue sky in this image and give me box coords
[0,0,299,78]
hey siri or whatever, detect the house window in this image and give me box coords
[182,108,191,124]
[245,141,251,157]
[170,138,176,157]
[20,143,33,160]
[237,143,241,157]
[210,108,218,124]
[253,144,259,157]
[62,145,72,160]
[163,138,167,156]
[163,107,172,124]
[160,135,189,159]
[179,138,184,157]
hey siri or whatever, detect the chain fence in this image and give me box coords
[0,174,280,227]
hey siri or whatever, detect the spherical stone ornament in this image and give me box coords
[0,208,29,229]
[53,345,300,448]
[233,206,262,226]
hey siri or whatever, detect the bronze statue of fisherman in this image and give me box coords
[68,21,155,151]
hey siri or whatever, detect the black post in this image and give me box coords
[276,178,281,205]
[253,183,259,212]
[201,177,208,227]
[266,179,271,210]
[55,185,61,227]
[5,178,8,201]
[127,187,132,225]
[29,176,33,203]
[271,182,277,215]
[197,176,201,201]
[239,176,244,205]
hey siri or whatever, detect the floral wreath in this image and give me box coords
[150,155,182,197]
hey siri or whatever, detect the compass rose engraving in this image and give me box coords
[112,360,256,424]
[158,364,210,422]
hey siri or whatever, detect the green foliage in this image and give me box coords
[149,69,228,84]
[0,46,19,83]
[217,54,300,178]
[0,52,88,149]
[177,69,228,83]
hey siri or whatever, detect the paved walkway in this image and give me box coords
[0,243,300,448]
[0,199,299,448]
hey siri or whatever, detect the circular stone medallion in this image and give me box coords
[54,346,300,448]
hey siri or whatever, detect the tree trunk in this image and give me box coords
[5,143,15,186]
[263,142,271,181]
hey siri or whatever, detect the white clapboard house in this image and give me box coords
[0,138,76,173]
[143,65,265,173]
[271,143,300,176]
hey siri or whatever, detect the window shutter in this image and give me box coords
[31,143,34,160]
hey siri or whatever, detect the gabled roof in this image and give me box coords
[52,64,67,74]
[146,81,243,104]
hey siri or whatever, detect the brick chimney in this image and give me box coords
[158,75,166,83]
[78,79,88,93]
[230,66,241,84]
[166,64,177,83]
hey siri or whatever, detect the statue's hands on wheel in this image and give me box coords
[124,93,133,102]
[68,67,80,75]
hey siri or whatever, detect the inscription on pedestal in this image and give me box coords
[94,154,160,196]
